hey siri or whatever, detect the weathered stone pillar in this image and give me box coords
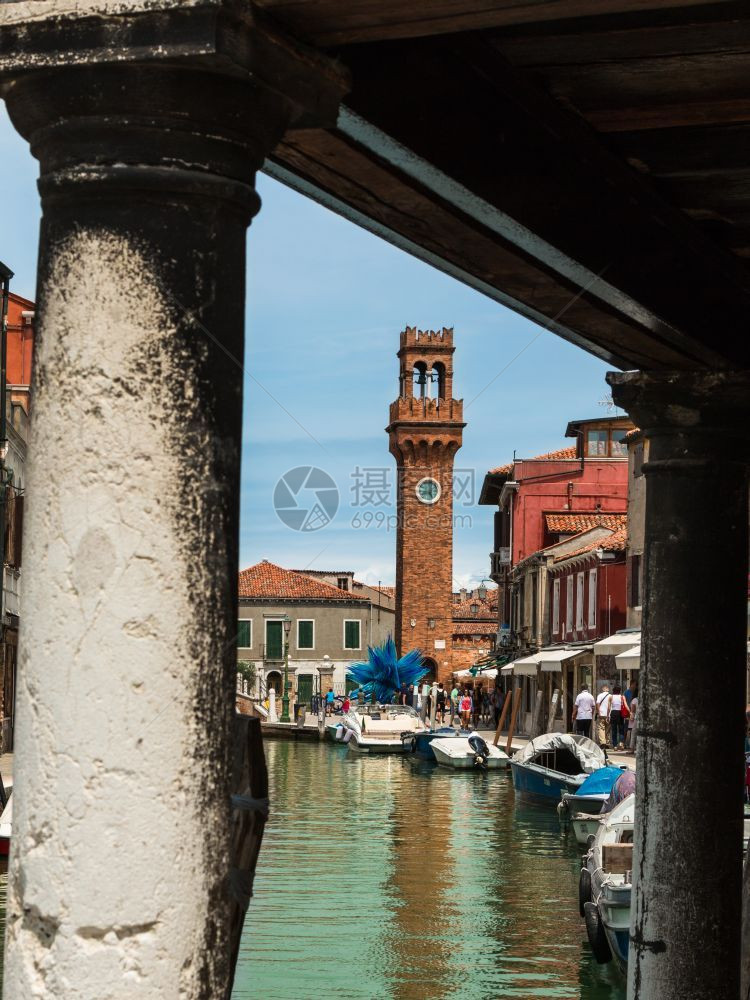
[608,371,750,1000]
[0,5,345,998]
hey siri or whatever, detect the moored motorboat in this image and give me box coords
[579,792,634,974]
[430,733,511,770]
[402,727,462,759]
[558,766,630,843]
[336,703,427,753]
[510,732,606,801]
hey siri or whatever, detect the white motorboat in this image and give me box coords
[430,733,510,770]
[334,703,427,753]
[579,792,634,974]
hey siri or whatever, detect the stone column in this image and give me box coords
[0,5,346,998]
[608,371,750,1000]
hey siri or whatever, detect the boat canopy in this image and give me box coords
[576,765,627,796]
[514,732,606,773]
[601,769,637,813]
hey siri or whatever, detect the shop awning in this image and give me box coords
[455,667,498,679]
[508,652,543,677]
[615,644,641,670]
[538,647,591,672]
[593,630,641,657]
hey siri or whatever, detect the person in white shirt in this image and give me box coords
[571,684,596,739]
[420,680,432,722]
[596,684,612,747]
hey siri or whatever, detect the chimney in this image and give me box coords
[460,587,467,602]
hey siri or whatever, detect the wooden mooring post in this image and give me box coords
[227,714,269,995]
[492,690,512,747]
[505,687,522,756]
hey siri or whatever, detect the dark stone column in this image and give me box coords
[0,5,346,997]
[608,371,750,1000]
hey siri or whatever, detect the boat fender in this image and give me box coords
[343,729,354,743]
[473,753,488,770]
[578,867,591,917]
[335,725,345,741]
[411,736,417,754]
[583,902,612,964]
[586,835,596,850]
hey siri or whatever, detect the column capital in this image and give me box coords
[0,1,348,217]
[0,1,347,128]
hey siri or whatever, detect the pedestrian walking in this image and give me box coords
[472,686,482,728]
[450,683,459,723]
[596,684,611,747]
[626,690,638,751]
[400,683,408,706]
[410,684,417,711]
[609,685,627,749]
[420,679,431,723]
[459,689,473,729]
[325,687,335,717]
[436,683,446,724]
[571,683,595,739]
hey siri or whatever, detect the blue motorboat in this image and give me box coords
[510,732,607,802]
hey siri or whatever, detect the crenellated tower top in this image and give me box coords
[397,326,457,403]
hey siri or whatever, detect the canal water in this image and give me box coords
[232,741,626,1000]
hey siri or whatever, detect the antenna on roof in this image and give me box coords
[597,394,617,414]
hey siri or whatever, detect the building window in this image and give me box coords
[611,429,628,457]
[297,619,314,650]
[337,577,349,591]
[629,553,642,607]
[237,619,252,648]
[586,427,629,458]
[588,568,597,629]
[344,619,361,649]
[552,578,560,634]
[575,572,585,630]
[586,429,609,456]
[565,576,574,634]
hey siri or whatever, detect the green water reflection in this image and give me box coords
[232,742,626,1000]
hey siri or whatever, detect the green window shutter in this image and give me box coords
[298,620,314,649]
[345,620,360,649]
[237,620,251,647]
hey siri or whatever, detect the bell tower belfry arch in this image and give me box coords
[387,327,465,682]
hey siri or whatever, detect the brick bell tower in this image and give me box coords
[387,327,465,682]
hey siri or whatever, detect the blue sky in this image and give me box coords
[0,104,616,588]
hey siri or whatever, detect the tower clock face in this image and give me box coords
[416,477,441,505]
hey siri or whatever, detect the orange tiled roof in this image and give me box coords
[489,445,577,476]
[452,621,497,636]
[238,561,367,600]
[553,525,628,563]
[546,512,627,534]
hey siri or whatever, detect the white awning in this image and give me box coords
[538,647,590,672]
[455,667,498,679]
[593,630,641,657]
[509,652,543,677]
[615,644,641,670]
[500,664,514,675]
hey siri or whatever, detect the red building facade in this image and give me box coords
[547,527,627,645]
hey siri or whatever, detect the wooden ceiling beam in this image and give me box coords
[309,33,750,369]
[254,0,730,47]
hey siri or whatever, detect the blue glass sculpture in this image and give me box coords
[346,637,427,704]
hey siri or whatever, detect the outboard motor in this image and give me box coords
[468,734,490,770]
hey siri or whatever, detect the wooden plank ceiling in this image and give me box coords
[258,0,750,369]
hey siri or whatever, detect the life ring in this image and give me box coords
[583,901,612,964]
[578,867,591,917]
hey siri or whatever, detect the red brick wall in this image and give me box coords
[549,557,626,643]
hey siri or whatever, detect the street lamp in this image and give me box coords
[280,615,292,723]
